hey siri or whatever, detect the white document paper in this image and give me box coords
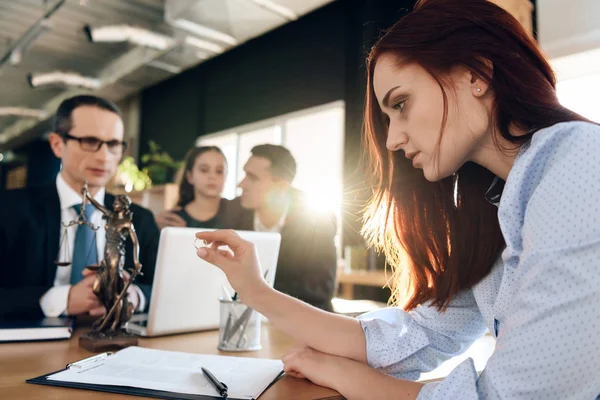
[48,346,283,399]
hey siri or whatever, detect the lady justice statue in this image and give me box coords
[78,183,143,351]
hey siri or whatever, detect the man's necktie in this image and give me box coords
[69,203,98,284]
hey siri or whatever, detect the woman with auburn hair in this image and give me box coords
[195,0,600,398]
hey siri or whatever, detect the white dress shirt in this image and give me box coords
[39,173,145,317]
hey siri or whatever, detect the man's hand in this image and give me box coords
[67,269,105,316]
[155,209,186,230]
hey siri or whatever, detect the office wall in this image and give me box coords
[139,67,202,162]
[25,139,61,188]
[139,0,416,247]
[140,0,354,162]
[0,138,60,190]
[538,0,599,58]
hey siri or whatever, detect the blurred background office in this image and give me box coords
[0,0,598,306]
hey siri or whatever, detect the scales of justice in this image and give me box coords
[55,181,143,352]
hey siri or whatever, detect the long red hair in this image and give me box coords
[363,0,587,311]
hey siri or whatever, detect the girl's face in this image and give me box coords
[186,151,227,198]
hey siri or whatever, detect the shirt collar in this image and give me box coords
[254,202,290,233]
[56,173,105,211]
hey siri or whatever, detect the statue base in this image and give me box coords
[79,330,138,352]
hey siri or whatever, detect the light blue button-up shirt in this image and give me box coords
[359,121,600,399]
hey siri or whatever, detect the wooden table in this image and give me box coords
[0,325,343,400]
[336,269,390,299]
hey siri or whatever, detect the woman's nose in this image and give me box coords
[386,131,408,152]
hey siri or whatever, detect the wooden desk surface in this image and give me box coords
[0,325,343,400]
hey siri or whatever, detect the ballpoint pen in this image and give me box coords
[223,306,253,343]
[235,312,252,348]
[201,367,228,399]
[225,269,270,344]
[221,286,235,343]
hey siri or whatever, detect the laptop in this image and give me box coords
[125,227,281,337]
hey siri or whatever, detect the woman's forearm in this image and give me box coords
[245,286,368,363]
[331,358,424,400]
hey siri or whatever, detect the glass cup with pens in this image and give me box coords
[218,280,265,352]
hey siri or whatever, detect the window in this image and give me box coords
[284,106,344,218]
[197,101,345,251]
[553,49,600,123]
[557,73,600,123]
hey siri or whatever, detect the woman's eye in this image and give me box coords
[392,100,406,112]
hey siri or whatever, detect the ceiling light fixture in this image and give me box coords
[171,19,238,45]
[84,25,175,51]
[184,36,224,53]
[0,150,15,161]
[0,0,64,69]
[8,19,52,66]
[147,60,182,74]
[28,71,101,90]
[0,107,48,119]
[195,51,210,60]
[247,0,297,21]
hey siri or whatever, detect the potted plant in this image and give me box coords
[113,156,152,192]
[140,140,183,185]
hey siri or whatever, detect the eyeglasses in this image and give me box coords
[61,132,127,155]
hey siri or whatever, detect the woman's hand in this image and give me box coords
[195,230,268,301]
[282,346,345,390]
[283,346,424,400]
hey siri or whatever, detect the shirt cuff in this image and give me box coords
[128,284,146,312]
[358,308,430,371]
[40,285,71,317]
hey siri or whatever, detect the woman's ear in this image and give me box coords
[471,58,493,97]
[471,76,491,97]
[185,170,193,185]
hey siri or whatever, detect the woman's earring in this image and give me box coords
[476,88,482,92]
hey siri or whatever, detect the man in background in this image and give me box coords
[224,144,338,311]
[0,95,159,319]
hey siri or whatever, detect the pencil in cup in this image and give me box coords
[218,299,262,351]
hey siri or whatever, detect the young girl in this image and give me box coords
[156,146,229,229]
[195,0,600,398]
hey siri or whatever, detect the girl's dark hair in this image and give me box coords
[362,0,588,311]
[177,146,227,207]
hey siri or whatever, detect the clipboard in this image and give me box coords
[26,351,286,400]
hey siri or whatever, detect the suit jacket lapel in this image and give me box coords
[104,193,114,209]
[43,185,61,284]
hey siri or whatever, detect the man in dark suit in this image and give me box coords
[222,145,338,311]
[0,95,159,320]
